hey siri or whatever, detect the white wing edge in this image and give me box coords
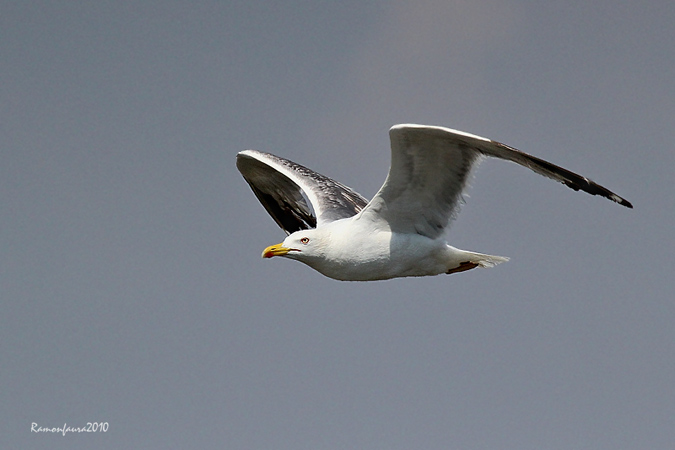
[238,149,325,218]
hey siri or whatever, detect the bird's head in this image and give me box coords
[262,229,326,262]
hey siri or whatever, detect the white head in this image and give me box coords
[261,229,327,263]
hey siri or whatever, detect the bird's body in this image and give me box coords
[236,124,631,281]
[263,214,507,281]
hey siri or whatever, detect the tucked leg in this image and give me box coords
[446,261,479,275]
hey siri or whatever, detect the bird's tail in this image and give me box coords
[469,251,510,268]
[445,247,509,274]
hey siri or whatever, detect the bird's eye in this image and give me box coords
[300,237,310,244]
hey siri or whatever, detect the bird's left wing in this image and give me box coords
[237,150,369,234]
[357,124,632,239]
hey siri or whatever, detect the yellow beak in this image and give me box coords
[262,243,291,258]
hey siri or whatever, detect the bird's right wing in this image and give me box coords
[237,150,369,234]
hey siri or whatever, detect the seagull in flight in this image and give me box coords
[236,124,631,281]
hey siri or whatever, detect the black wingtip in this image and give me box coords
[607,190,633,208]
[619,198,633,209]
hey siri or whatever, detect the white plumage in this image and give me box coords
[236,124,631,281]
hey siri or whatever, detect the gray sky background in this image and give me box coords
[3,1,674,449]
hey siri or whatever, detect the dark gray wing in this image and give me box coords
[474,136,633,209]
[236,150,369,234]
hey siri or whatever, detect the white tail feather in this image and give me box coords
[445,246,510,271]
[468,251,510,268]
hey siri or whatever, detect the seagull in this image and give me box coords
[236,124,631,281]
